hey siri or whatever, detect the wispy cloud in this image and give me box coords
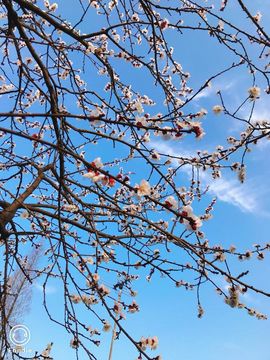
[232,101,270,148]
[193,81,235,102]
[205,175,257,213]
[150,140,265,214]
[251,106,270,149]
[251,107,270,122]
[34,282,57,295]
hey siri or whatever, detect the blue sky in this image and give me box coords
[2,1,270,359]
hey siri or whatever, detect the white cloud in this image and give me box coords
[193,81,235,102]
[193,86,214,101]
[232,101,270,148]
[250,106,270,149]
[251,107,270,122]
[150,140,263,214]
[34,282,57,295]
[204,175,257,213]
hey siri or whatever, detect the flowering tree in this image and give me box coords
[0,0,270,359]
